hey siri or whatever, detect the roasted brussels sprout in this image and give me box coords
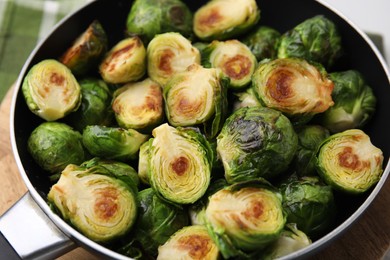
[99,36,146,84]
[148,123,212,204]
[252,58,334,124]
[241,26,281,61]
[126,0,193,44]
[48,163,138,243]
[22,59,81,121]
[217,107,298,183]
[82,125,149,162]
[294,125,330,176]
[319,70,377,133]
[193,0,260,41]
[164,63,228,138]
[28,122,87,174]
[205,180,286,258]
[202,40,257,89]
[277,15,343,68]
[66,78,113,132]
[280,175,336,237]
[158,225,219,260]
[147,32,200,86]
[261,223,311,259]
[130,188,189,257]
[112,78,164,132]
[60,20,108,76]
[316,129,383,194]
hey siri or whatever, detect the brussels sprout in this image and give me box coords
[320,70,377,133]
[205,180,286,258]
[252,58,334,124]
[261,223,311,259]
[22,59,81,121]
[217,107,298,183]
[241,26,281,61]
[138,140,152,185]
[193,0,260,41]
[27,122,87,174]
[233,86,262,111]
[80,157,140,191]
[277,15,343,68]
[130,188,189,257]
[112,78,164,132]
[82,125,149,162]
[149,123,212,204]
[48,163,138,243]
[202,40,257,89]
[157,225,219,260]
[164,63,228,138]
[60,20,108,76]
[294,125,330,176]
[126,0,193,44]
[147,32,200,86]
[99,37,146,84]
[316,129,384,194]
[280,175,336,237]
[66,78,113,132]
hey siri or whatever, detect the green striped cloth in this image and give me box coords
[0,0,92,101]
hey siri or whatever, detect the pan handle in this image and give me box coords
[0,192,76,259]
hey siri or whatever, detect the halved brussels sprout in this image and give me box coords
[202,40,257,89]
[316,129,384,194]
[82,125,149,162]
[164,63,228,138]
[149,123,212,204]
[112,78,164,132]
[277,15,343,68]
[130,188,189,257]
[48,163,138,243]
[66,78,113,132]
[60,20,108,76]
[232,87,262,111]
[217,107,298,183]
[294,125,330,176]
[157,225,219,260]
[99,36,146,84]
[193,0,260,41]
[280,175,336,237]
[147,32,200,86]
[261,223,311,259]
[205,181,286,258]
[241,26,281,61]
[252,58,334,123]
[320,70,377,133]
[22,59,81,121]
[27,122,87,174]
[126,0,193,44]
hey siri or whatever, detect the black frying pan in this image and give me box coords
[1,0,389,259]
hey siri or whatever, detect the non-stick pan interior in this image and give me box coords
[12,0,390,257]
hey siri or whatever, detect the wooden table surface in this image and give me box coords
[1,86,390,260]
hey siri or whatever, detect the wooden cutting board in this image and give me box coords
[1,85,390,259]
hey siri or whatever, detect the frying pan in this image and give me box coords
[1,0,389,259]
